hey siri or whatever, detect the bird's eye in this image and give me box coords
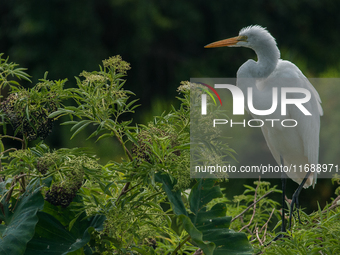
[238,36,248,41]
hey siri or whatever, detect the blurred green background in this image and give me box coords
[1,0,339,212]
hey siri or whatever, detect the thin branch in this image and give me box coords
[124,180,143,194]
[322,195,340,213]
[261,207,276,233]
[260,207,275,243]
[116,182,130,203]
[0,135,24,143]
[240,216,253,236]
[4,174,27,203]
[15,173,27,179]
[239,179,260,232]
[231,190,274,223]
[256,226,264,246]
[0,148,17,156]
[5,183,15,203]
[172,235,191,255]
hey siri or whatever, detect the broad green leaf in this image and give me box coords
[189,179,252,255]
[157,175,253,255]
[155,173,187,216]
[0,183,44,255]
[25,211,106,255]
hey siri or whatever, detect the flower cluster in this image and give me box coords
[0,92,57,140]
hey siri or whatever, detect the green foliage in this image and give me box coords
[0,75,67,141]
[0,53,31,90]
[0,180,44,255]
[1,53,339,255]
[25,211,106,255]
[227,181,282,234]
[261,207,340,254]
[157,174,253,255]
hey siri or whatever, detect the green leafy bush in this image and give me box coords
[0,54,339,255]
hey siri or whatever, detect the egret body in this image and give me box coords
[205,25,323,232]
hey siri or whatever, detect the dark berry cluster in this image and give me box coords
[45,167,84,208]
[36,155,55,175]
[45,183,80,208]
[0,93,57,140]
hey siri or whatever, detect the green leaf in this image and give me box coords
[25,212,106,255]
[189,179,222,215]
[95,132,113,142]
[60,120,78,126]
[0,182,44,255]
[125,130,138,146]
[48,109,74,118]
[155,173,187,216]
[70,121,92,139]
[70,120,92,132]
[0,139,4,153]
[157,175,253,255]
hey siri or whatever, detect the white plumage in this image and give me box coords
[205,25,323,188]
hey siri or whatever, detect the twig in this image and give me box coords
[171,235,191,255]
[239,179,260,232]
[116,180,145,204]
[4,174,27,203]
[0,135,24,143]
[322,195,340,213]
[116,182,130,203]
[261,207,276,233]
[0,148,17,156]
[5,183,15,203]
[232,191,273,223]
[260,207,275,243]
[256,226,264,246]
[124,180,143,194]
[285,195,291,205]
[240,216,253,236]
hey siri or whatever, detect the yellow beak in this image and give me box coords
[204,36,243,48]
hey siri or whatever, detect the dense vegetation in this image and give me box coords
[1,55,340,254]
[1,1,340,253]
[1,1,339,209]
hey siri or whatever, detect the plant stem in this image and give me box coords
[172,235,191,255]
[231,190,274,223]
[0,135,24,143]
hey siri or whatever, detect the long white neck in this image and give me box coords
[252,42,280,78]
[236,40,280,114]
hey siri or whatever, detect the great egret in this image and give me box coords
[204,25,323,234]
